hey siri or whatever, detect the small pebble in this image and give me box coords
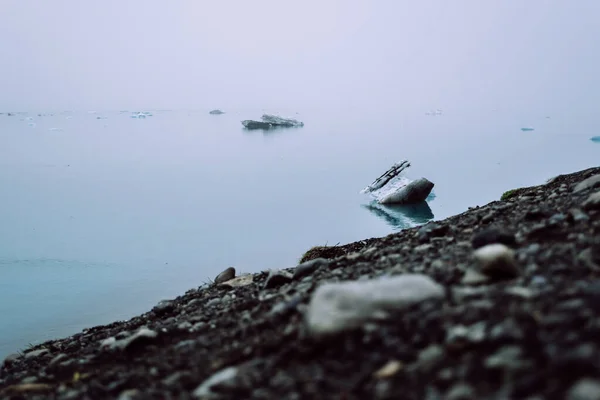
[472,227,517,250]
[473,244,519,279]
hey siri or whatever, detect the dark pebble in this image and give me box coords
[264,270,293,289]
[293,258,329,280]
[418,223,450,242]
[471,227,517,249]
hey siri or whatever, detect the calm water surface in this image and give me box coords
[0,108,597,357]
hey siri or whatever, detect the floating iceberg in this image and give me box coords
[521,127,534,132]
[361,161,435,205]
[591,136,600,143]
[242,114,304,129]
[209,109,225,115]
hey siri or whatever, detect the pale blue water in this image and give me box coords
[0,108,597,357]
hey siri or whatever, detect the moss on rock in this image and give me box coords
[500,187,529,201]
[299,245,346,264]
[500,189,517,201]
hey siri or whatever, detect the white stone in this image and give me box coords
[193,366,238,398]
[473,244,519,278]
[305,274,445,337]
[219,274,253,288]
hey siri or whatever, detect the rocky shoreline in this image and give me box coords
[2,166,600,399]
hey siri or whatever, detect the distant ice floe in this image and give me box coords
[521,127,535,132]
[130,111,153,119]
[96,116,108,120]
[425,108,443,116]
[49,128,64,132]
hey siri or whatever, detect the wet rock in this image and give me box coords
[163,371,192,386]
[549,213,567,225]
[583,280,600,300]
[485,345,531,371]
[418,222,450,242]
[107,327,158,352]
[177,321,192,331]
[567,378,600,400]
[471,227,517,249]
[505,286,535,299]
[118,389,141,400]
[293,258,329,280]
[24,349,49,359]
[524,208,551,221]
[48,353,68,366]
[568,208,590,223]
[582,191,600,210]
[186,298,202,308]
[20,376,37,384]
[206,298,221,307]
[573,174,600,193]
[152,300,175,315]
[414,243,434,252]
[417,344,445,372]
[445,325,470,348]
[264,270,293,289]
[305,274,445,337]
[481,211,495,224]
[474,244,519,279]
[579,248,600,271]
[2,353,21,367]
[445,383,476,400]
[461,268,490,285]
[214,267,236,284]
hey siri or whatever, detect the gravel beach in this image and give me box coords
[2,166,599,400]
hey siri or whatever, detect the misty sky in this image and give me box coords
[1,0,599,112]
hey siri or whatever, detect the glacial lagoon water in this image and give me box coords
[0,108,598,357]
